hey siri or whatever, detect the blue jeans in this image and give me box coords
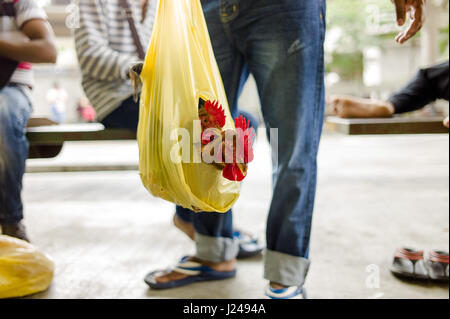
[0,85,33,224]
[194,0,326,287]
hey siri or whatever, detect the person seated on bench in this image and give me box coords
[330,61,450,283]
[74,0,263,259]
[0,0,57,241]
[330,61,449,128]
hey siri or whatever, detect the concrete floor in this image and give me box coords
[21,132,449,299]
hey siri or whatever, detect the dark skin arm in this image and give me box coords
[0,19,57,63]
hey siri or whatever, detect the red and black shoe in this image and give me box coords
[390,248,429,280]
[426,250,449,283]
[391,247,449,283]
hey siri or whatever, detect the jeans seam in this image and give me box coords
[303,7,326,255]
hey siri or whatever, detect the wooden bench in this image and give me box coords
[26,118,136,159]
[325,116,449,135]
[27,115,448,159]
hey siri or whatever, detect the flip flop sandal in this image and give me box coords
[390,248,429,280]
[426,250,449,283]
[264,285,307,299]
[144,256,237,290]
[235,230,265,259]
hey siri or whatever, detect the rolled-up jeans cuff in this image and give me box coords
[195,233,239,263]
[264,249,310,287]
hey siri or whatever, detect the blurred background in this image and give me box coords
[32,0,450,123]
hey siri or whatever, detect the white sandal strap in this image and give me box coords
[173,260,204,276]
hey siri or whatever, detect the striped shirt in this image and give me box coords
[74,0,157,120]
[0,0,47,87]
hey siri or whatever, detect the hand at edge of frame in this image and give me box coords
[392,0,426,44]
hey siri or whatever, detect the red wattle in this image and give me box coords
[222,164,246,182]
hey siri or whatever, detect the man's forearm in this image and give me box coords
[388,62,449,114]
[0,38,57,64]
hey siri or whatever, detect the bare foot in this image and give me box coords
[444,116,449,128]
[329,95,395,118]
[156,216,235,284]
[154,257,236,284]
[173,214,195,240]
[152,270,190,284]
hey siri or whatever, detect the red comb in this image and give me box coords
[205,100,226,129]
[234,115,255,164]
[200,100,226,145]
[234,115,250,131]
[221,115,256,181]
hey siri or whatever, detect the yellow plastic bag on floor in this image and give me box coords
[0,235,54,298]
[137,0,242,212]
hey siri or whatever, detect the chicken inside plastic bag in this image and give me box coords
[136,0,253,212]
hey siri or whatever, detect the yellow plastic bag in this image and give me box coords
[138,0,241,212]
[0,235,54,298]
